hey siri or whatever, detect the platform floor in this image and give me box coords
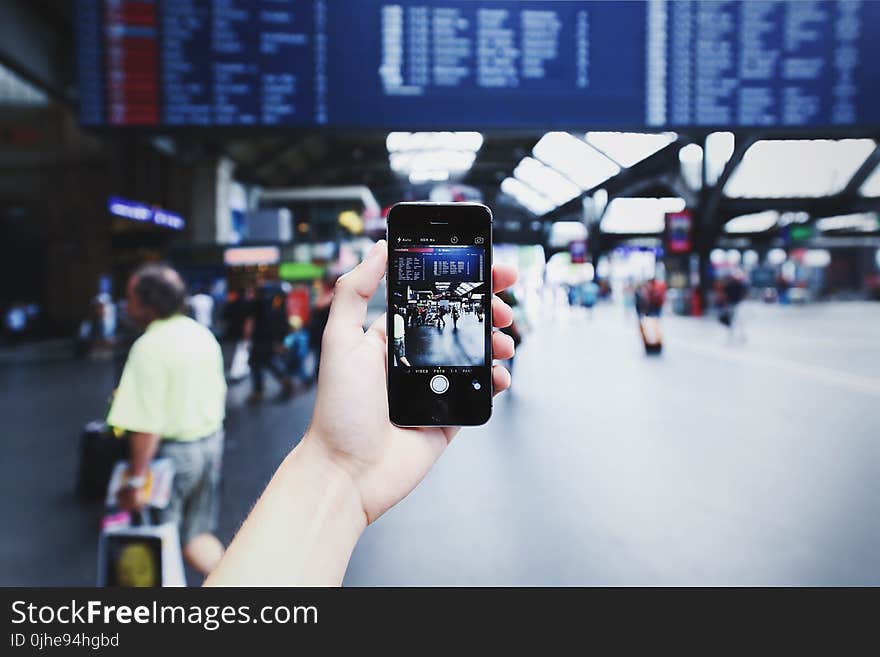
[405,312,485,366]
[2,301,879,585]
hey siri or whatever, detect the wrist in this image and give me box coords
[206,436,367,586]
[125,475,147,489]
[286,434,368,536]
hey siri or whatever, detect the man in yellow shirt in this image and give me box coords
[108,264,227,579]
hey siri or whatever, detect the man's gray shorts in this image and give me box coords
[156,429,224,545]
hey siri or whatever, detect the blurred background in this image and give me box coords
[1,0,879,585]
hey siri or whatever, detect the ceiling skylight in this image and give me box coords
[724,210,779,234]
[815,213,879,232]
[599,197,686,234]
[501,177,555,216]
[705,131,735,185]
[514,157,582,206]
[585,131,678,168]
[859,163,880,197]
[724,139,875,198]
[532,132,620,190]
[0,63,48,106]
[387,132,483,184]
[386,132,483,153]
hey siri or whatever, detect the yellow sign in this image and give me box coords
[115,541,159,587]
[338,210,364,234]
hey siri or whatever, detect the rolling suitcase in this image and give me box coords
[639,316,663,355]
[77,421,129,500]
[98,459,185,587]
[97,510,186,587]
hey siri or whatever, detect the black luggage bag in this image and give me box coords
[77,421,128,500]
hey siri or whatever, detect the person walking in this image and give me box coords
[451,304,460,330]
[189,285,214,329]
[722,272,748,344]
[308,275,335,377]
[392,311,411,367]
[247,286,293,402]
[222,287,252,343]
[582,280,599,316]
[644,277,667,317]
[107,264,227,580]
[222,287,253,382]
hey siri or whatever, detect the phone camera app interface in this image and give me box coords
[391,244,488,370]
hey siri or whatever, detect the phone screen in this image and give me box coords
[386,203,493,426]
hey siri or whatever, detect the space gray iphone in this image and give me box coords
[386,202,493,427]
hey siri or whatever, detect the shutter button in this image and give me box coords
[430,375,449,394]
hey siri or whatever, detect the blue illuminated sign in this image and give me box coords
[108,196,185,230]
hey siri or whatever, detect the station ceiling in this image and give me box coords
[219,132,535,209]
[1,0,879,244]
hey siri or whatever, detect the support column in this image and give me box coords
[189,156,235,245]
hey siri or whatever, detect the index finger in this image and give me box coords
[492,264,518,294]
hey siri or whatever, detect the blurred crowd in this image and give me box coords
[74,272,341,405]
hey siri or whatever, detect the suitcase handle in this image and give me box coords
[130,508,157,527]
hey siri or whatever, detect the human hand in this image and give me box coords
[116,484,147,512]
[303,240,517,524]
[204,241,515,585]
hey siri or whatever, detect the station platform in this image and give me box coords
[406,312,485,366]
[2,301,879,585]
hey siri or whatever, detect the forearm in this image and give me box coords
[128,432,161,476]
[205,436,366,587]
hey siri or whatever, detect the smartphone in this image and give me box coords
[386,202,493,427]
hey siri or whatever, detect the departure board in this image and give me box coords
[76,0,880,129]
[661,0,880,127]
[395,251,425,282]
[329,0,646,128]
[395,247,484,283]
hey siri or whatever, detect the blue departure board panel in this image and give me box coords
[662,0,880,127]
[161,0,324,126]
[75,0,880,129]
[327,0,647,128]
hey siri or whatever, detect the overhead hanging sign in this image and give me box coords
[278,262,326,281]
[665,210,692,254]
[570,239,588,264]
[223,246,281,267]
[108,196,185,231]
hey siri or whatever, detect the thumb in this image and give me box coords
[324,240,387,349]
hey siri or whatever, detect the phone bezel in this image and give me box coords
[386,202,494,427]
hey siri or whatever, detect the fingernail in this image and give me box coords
[368,240,385,261]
